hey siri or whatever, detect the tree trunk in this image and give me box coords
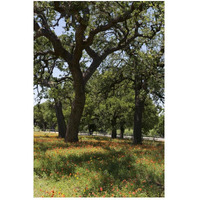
[43,122,47,131]
[112,128,117,138]
[120,124,125,139]
[111,116,117,138]
[65,70,85,143]
[133,89,145,145]
[54,99,66,138]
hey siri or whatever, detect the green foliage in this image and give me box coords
[34,101,57,131]
[81,68,135,132]
[142,97,159,134]
[81,57,162,135]
[157,114,164,137]
[148,114,164,137]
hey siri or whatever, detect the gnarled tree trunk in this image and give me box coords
[65,67,85,143]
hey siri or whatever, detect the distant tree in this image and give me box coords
[34,34,74,138]
[34,101,57,131]
[81,67,134,138]
[124,43,164,144]
[34,57,72,138]
[154,113,164,137]
[142,97,160,135]
[48,83,73,138]
[34,104,46,130]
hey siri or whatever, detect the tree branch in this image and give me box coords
[34,10,73,64]
[85,46,99,59]
[83,2,138,47]
[72,7,90,65]
[83,57,103,85]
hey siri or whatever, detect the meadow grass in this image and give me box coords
[34,132,164,197]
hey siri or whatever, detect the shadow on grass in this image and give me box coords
[34,136,164,196]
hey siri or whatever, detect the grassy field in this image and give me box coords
[34,132,164,197]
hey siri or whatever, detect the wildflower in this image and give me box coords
[100,187,103,192]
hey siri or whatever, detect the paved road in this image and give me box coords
[79,132,164,142]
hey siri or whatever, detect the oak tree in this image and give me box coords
[34,1,164,142]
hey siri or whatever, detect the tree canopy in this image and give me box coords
[34,1,164,144]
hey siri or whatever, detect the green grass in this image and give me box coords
[34,132,164,197]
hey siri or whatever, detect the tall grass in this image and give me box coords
[34,132,164,197]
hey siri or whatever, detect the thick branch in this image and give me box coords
[72,8,90,65]
[85,46,99,59]
[83,2,137,47]
[83,57,103,85]
[34,15,73,64]
[34,51,56,59]
[83,4,144,85]
[73,23,88,64]
[53,76,73,83]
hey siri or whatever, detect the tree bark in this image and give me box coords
[111,116,117,138]
[120,124,125,139]
[54,99,66,138]
[65,67,85,142]
[133,86,145,145]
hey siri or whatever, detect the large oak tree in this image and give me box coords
[34,1,164,142]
